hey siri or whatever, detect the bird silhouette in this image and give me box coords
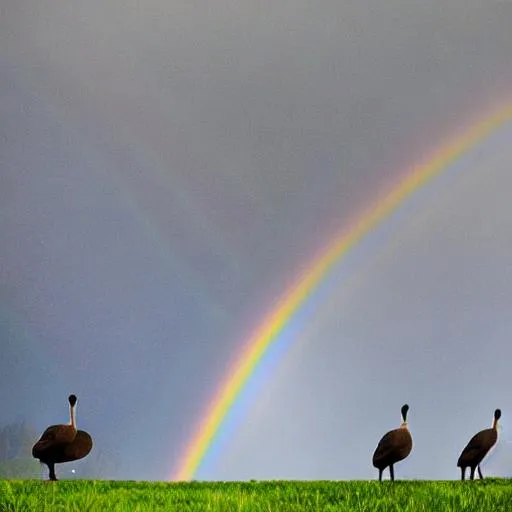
[372,404,413,481]
[32,394,93,481]
[457,408,501,480]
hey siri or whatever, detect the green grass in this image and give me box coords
[1,479,512,511]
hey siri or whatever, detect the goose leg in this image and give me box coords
[470,466,475,480]
[389,464,395,482]
[378,469,383,482]
[48,462,57,481]
[477,465,483,480]
[461,467,465,481]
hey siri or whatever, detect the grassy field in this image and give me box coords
[1,479,512,511]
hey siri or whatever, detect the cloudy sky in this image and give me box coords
[2,1,512,480]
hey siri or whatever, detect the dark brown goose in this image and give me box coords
[32,394,93,480]
[372,404,413,481]
[457,408,501,480]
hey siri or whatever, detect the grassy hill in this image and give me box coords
[1,479,512,511]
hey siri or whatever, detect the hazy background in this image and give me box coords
[1,0,512,480]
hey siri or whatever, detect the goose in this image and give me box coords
[457,408,501,480]
[372,404,413,481]
[32,394,93,480]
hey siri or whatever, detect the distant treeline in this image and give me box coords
[0,419,39,478]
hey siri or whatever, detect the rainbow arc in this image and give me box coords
[173,102,512,481]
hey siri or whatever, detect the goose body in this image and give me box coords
[61,430,93,463]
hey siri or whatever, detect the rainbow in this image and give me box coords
[173,102,512,481]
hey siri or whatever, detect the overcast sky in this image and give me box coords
[2,1,512,480]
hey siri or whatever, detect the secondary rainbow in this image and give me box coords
[173,101,512,481]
